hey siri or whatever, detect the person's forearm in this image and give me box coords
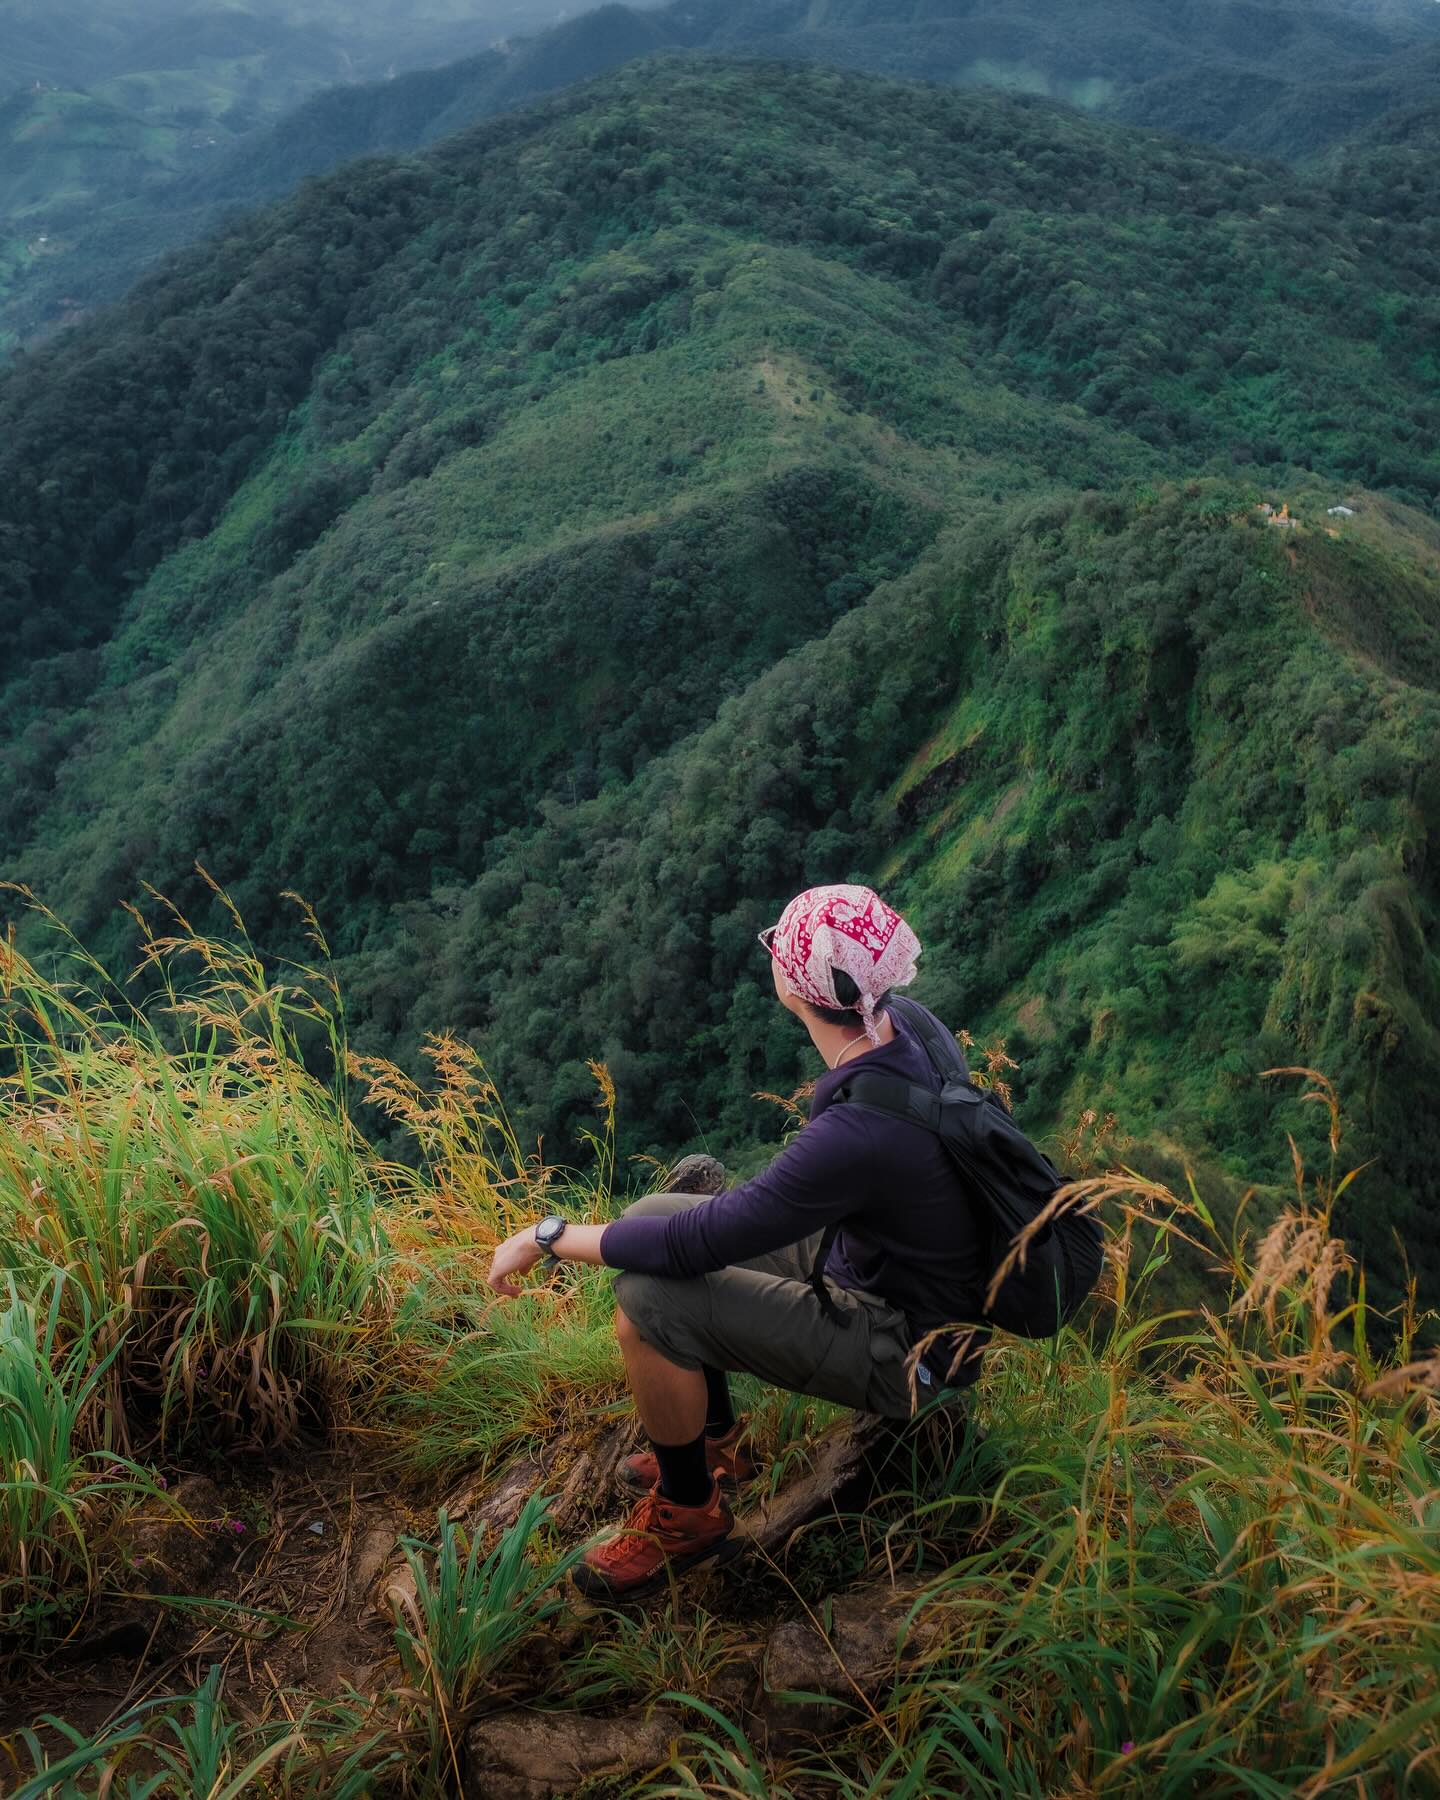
[552,1222,609,1266]
[486,1218,612,1296]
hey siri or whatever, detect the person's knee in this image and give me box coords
[617,1191,701,1224]
[613,1269,663,1332]
[613,1271,701,1369]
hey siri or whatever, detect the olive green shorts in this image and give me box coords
[611,1192,919,1419]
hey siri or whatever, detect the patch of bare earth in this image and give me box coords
[0,1446,406,1752]
[4,1410,969,1797]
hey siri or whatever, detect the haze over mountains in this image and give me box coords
[4,0,1440,350]
[2,32,1437,1308]
[0,0,567,346]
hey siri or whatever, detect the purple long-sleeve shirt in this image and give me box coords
[601,1006,991,1346]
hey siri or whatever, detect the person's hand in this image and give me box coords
[486,1225,546,1298]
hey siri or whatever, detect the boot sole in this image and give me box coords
[570,1531,744,1602]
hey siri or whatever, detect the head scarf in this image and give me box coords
[762,884,921,1044]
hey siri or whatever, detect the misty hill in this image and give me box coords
[0,0,561,92]
[170,0,1440,188]
[1,58,1436,1304]
[0,0,568,348]
[5,0,1440,351]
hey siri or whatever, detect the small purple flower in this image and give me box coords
[158,1475,168,1490]
[230,1520,245,1535]
[1120,1742,1135,1755]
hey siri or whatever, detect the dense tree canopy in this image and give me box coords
[5,0,1440,349]
[1,58,1437,1309]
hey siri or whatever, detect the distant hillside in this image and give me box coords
[0,86,180,219]
[0,60,1436,1303]
[0,0,566,348]
[5,0,1440,350]
[1314,96,1440,226]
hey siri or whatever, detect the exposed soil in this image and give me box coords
[2,1407,969,1798]
[0,1442,407,1747]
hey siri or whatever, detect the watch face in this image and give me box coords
[536,1215,566,1247]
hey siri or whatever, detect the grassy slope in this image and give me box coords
[0,910,1437,1794]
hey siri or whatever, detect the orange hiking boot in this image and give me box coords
[616,1421,758,1498]
[573,1481,738,1600]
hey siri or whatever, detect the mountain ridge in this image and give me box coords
[6,0,1440,351]
[1,55,1437,1302]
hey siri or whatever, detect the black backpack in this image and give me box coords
[820,996,1104,1341]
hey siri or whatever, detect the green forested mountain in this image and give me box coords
[5,0,1440,351]
[2,59,1437,1304]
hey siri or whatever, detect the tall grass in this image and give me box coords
[3,901,1438,1795]
[657,1074,1440,1797]
[0,891,398,1449]
[350,1027,627,1477]
[0,891,623,1648]
[0,1275,151,1644]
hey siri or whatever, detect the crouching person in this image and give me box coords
[485,885,989,1599]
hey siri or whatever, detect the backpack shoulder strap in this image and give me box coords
[808,1003,971,1323]
[810,1068,965,1320]
[832,1069,948,1132]
[808,1218,844,1320]
[887,996,970,1081]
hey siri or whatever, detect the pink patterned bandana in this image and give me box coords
[761,885,921,1043]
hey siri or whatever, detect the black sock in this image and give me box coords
[652,1431,713,1506]
[702,1366,735,1436]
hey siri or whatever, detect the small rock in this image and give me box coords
[462,1705,683,1800]
[126,1475,229,1595]
[665,1154,727,1195]
[349,1517,402,1610]
[706,1654,760,1711]
[762,1584,939,1725]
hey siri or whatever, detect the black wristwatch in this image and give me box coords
[534,1215,568,1259]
